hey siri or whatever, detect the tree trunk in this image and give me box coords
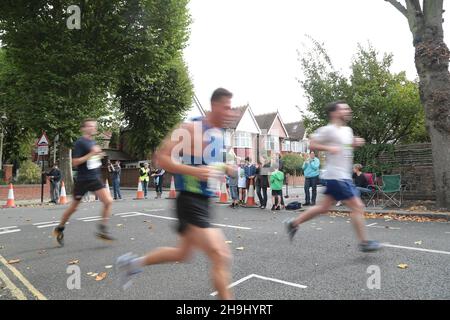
[60,144,73,194]
[415,39,450,210]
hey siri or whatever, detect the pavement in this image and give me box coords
[0,191,449,300]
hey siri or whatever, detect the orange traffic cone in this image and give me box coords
[244,178,258,208]
[217,176,229,204]
[59,181,68,205]
[167,176,176,199]
[134,179,144,200]
[3,183,16,208]
[215,179,221,198]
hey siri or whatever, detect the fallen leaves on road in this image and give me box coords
[105,265,113,269]
[95,272,107,281]
[0,245,4,250]
[329,211,448,223]
[225,241,232,244]
[116,224,123,227]
[397,264,408,269]
[414,241,422,245]
[68,259,79,265]
[130,238,135,241]
[87,272,93,276]
[38,250,47,254]
[7,259,20,265]
[407,206,428,212]
[316,228,322,230]
[235,247,245,251]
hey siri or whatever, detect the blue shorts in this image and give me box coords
[324,179,359,201]
[229,186,239,200]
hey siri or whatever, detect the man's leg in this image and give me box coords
[59,199,81,226]
[50,181,56,202]
[262,187,267,207]
[256,184,263,206]
[140,234,194,266]
[291,195,335,227]
[342,196,367,243]
[304,178,311,204]
[95,187,113,225]
[117,179,122,199]
[311,177,318,205]
[188,226,233,300]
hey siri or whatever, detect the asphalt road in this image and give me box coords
[0,195,449,300]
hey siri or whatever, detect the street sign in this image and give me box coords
[37,145,49,155]
[37,132,50,146]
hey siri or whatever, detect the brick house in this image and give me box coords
[254,111,290,160]
[282,122,309,154]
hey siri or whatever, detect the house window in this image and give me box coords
[282,140,291,152]
[234,131,252,148]
[291,141,300,153]
[264,135,279,152]
[224,131,232,147]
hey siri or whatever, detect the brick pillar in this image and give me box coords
[3,164,13,182]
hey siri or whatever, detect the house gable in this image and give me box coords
[235,107,261,134]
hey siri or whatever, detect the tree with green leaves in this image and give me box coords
[299,39,427,145]
[116,0,193,159]
[384,0,450,210]
[0,0,193,191]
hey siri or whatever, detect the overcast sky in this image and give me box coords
[183,0,449,123]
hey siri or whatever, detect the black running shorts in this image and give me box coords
[73,179,105,200]
[176,191,211,234]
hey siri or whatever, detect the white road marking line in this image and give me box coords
[33,221,60,226]
[252,274,308,289]
[0,226,18,230]
[382,243,450,255]
[210,274,255,296]
[77,216,102,220]
[211,223,252,230]
[139,213,177,221]
[0,229,21,235]
[369,225,400,230]
[138,213,252,230]
[81,218,103,222]
[144,209,165,212]
[113,212,141,216]
[120,214,143,218]
[210,274,307,296]
[366,223,378,227]
[37,224,60,229]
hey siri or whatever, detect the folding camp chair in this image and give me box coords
[378,174,403,207]
[362,173,378,207]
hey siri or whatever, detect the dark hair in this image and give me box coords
[326,101,346,119]
[310,150,315,154]
[245,157,250,162]
[211,88,233,103]
[81,118,97,128]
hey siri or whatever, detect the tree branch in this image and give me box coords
[385,0,408,17]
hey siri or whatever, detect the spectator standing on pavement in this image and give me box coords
[151,167,165,199]
[244,157,256,196]
[108,160,122,200]
[270,163,284,211]
[139,162,150,199]
[238,161,247,204]
[48,163,61,204]
[255,159,269,209]
[303,151,320,206]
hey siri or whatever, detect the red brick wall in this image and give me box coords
[0,183,51,201]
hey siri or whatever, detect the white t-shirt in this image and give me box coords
[312,124,354,180]
[238,167,247,188]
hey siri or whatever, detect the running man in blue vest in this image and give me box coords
[115,88,238,299]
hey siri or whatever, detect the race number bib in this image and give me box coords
[87,155,102,170]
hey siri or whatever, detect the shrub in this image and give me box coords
[17,160,41,184]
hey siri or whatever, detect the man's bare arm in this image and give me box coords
[156,123,210,181]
